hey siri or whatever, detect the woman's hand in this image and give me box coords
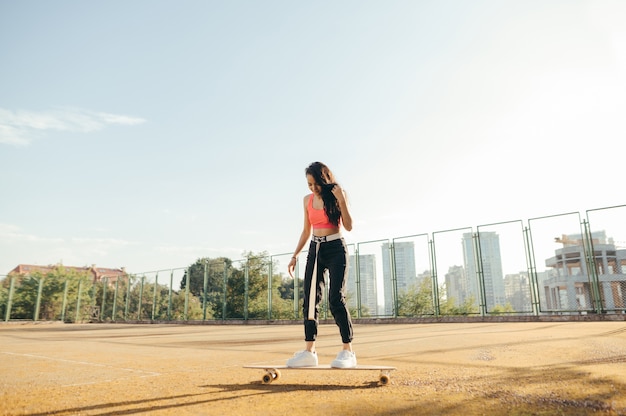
[331,184,345,203]
[288,257,297,278]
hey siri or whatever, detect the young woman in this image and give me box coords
[286,161,356,368]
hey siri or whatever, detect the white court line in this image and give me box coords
[1,351,161,387]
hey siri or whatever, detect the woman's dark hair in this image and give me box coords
[305,161,341,227]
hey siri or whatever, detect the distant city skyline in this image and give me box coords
[340,228,625,315]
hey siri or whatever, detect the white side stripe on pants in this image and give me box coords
[307,241,321,320]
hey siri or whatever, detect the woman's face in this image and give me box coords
[306,174,321,196]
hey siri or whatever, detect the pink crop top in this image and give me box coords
[307,194,338,229]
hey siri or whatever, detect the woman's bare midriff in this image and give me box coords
[312,227,341,238]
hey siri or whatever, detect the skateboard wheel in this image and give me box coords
[379,374,390,386]
[274,370,281,381]
[262,373,273,384]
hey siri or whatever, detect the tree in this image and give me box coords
[180,252,279,320]
[227,251,271,319]
[278,277,294,300]
[276,275,305,319]
[180,257,232,296]
[397,277,435,317]
[167,289,204,321]
[490,303,515,315]
[439,293,479,315]
[180,256,233,319]
[2,266,93,322]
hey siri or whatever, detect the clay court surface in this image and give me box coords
[1,321,625,415]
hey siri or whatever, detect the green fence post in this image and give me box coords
[429,237,440,317]
[152,273,158,322]
[75,280,83,323]
[100,277,108,321]
[203,262,209,321]
[355,246,362,318]
[168,270,173,321]
[268,259,273,320]
[184,268,190,321]
[138,275,145,320]
[293,258,299,319]
[523,226,540,316]
[222,262,227,320]
[124,275,131,321]
[33,276,44,321]
[61,280,69,322]
[112,277,120,322]
[389,242,398,318]
[473,232,488,317]
[90,280,98,322]
[583,219,603,314]
[244,260,249,321]
[5,277,15,322]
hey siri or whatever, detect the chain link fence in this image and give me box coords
[2,205,625,322]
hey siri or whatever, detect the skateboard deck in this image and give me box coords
[244,364,396,385]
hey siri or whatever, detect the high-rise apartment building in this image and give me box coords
[462,231,506,310]
[445,265,466,306]
[347,254,378,317]
[382,241,416,315]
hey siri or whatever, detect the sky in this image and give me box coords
[1,0,625,277]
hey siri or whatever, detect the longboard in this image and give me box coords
[244,364,396,385]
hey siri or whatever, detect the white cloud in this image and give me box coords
[70,237,134,246]
[0,124,32,145]
[154,245,237,255]
[0,223,64,244]
[0,107,146,145]
[0,224,141,274]
[153,244,246,262]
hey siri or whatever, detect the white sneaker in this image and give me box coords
[331,350,357,368]
[286,350,318,367]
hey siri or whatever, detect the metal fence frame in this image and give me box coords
[2,205,625,322]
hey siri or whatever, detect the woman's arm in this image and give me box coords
[332,185,352,232]
[288,196,312,277]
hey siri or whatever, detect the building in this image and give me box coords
[445,265,466,305]
[382,241,417,316]
[543,231,626,311]
[462,231,506,310]
[347,254,378,317]
[9,264,126,284]
[504,272,532,312]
